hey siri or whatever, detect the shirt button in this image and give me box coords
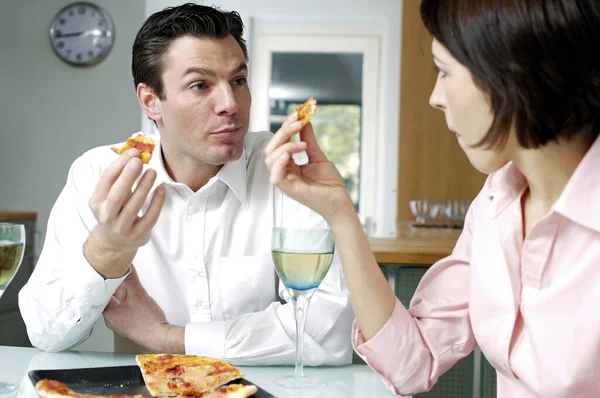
[194,298,204,307]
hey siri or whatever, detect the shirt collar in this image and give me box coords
[552,134,600,232]
[485,161,528,219]
[215,147,248,208]
[486,134,600,232]
[146,135,248,208]
[147,135,173,187]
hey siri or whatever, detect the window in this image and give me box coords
[250,26,386,234]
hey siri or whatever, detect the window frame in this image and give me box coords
[249,24,386,235]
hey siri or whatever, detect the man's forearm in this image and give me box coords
[83,228,137,279]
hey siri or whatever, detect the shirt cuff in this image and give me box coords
[64,246,130,301]
[184,321,226,359]
[352,298,421,396]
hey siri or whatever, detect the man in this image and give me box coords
[18,3,353,366]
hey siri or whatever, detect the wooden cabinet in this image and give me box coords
[397,0,486,220]
[0,212,36,347]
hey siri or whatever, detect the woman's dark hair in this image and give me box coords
[132,3,247,100]
[420,0,600,149]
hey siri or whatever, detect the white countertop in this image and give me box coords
[0,345,395,397]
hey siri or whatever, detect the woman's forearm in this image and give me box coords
[328,210,397,341]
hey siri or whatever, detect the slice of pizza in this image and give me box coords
[136,354,244,397]
[295,97,317,126]
[35,379,144,398]
[110,132,156,164]
[175,384,258,397]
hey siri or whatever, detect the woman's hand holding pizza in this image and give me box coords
[264,112,356,226]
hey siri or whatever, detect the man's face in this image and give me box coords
[153,35,251,169]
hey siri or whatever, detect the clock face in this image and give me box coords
[49,2,115,66]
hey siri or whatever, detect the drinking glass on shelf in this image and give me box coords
[271,188,334,389]
[0,222,26,395]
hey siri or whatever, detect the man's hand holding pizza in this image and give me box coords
[84,147,165,279]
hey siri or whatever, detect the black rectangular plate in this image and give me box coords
[29,365,275,397]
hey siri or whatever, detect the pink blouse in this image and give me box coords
[354,137,600,397]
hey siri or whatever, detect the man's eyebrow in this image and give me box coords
[182,62,248,78]
[182,66,216,78]
[231,62,248,75]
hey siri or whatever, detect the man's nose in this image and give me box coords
[214,84,238,115]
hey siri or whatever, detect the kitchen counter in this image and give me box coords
[0,212,37,221]
[368,221,461,265]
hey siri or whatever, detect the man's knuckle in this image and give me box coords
[130,230,145,242]
[96,213,110,225]
[88,198,98,211]
[113,225,128,237]
[105,196,121,208]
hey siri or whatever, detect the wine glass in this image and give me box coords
[0,222,26,395]
[271,188,335,389]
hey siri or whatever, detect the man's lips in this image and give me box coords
[211,126,241,137]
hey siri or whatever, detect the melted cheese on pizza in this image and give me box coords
[136,354,243,397]
[110,132,155,164]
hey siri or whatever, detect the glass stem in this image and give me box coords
[293,292,311,379]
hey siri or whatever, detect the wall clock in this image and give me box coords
[49,2,115,67]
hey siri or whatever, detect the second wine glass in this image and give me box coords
[0,222,26,395]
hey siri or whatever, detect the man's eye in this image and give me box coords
[192,82,207,91]
[233,77,247,86]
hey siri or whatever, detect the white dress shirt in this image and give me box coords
[18,131,354,366]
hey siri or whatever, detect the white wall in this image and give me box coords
[0,0,146,351]
[146,0,403,237]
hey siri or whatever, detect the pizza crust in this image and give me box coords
[35,379,144,398]
[175,384,258,397]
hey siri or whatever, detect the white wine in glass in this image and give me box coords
[271,188,334,389]
[0,222,26,395]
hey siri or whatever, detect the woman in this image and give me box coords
[264,0,600,396]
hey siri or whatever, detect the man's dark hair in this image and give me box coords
[421,0,600,149]
[132,3,247,100]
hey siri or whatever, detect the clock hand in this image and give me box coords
[54,31,84,38]
[54,30,104,39]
